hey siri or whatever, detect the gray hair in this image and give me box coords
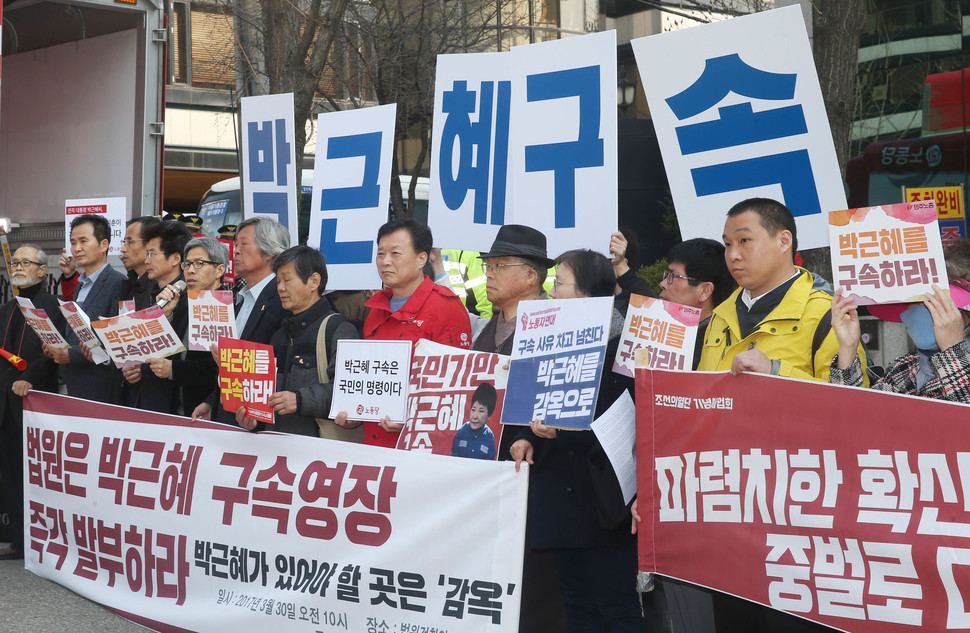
[237,217,290,258]
[17,243,49,264]
[184,236,229,266]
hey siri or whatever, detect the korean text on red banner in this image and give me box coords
[637,369,970,633]
[188,290,236,352]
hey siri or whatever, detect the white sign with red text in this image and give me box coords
[64,197,125,256]
[91,306,186,368]
[16,297,68,349]
[23,392,527,633]
[187,290,236,351]
[58,300,111,365]
[331,339,412,423]
[613,294,700,377]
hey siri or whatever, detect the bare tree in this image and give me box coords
[320,0,510,217]
[230,0,352,186]
[812,0,866,179]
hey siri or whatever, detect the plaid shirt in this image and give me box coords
[830,340,970,404]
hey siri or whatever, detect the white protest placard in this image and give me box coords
[91,306,186,368]
[829,201,947,305]
[64,197,126,256]
[187,290,236,351]
[25,391,528,633]
[632,5,845,250]
[16,297,69,349]
[502,296,613,430]
[590,390,636,505]
[240,93,298,245]
[429,52,513,252]
[331,339,412,422]
[613,294,701,377]
[397,339,509,460]
[509,29,617,257]
[308,104,396,290]
[428,31,617,256]
[58,300,111,365]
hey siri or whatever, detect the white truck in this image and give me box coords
[0,0,166,247]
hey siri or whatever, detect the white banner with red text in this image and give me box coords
[637,369,970,633]
[23,392,528,633]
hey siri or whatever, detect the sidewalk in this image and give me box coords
[0,556,147,633]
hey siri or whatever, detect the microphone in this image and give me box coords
[155,279,188,309]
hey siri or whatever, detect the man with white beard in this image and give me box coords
[0,245,66,560]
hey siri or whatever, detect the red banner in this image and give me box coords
[637,369,970,633]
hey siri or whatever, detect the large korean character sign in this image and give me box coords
[510,30,617,256]
[430,52,513,252]
[429,31,618,256]
[308,104,396,290]
[240,93,298,245]
[632,5,845,250]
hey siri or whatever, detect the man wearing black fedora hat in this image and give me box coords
[472,224,554,357]
[472,224,568,632]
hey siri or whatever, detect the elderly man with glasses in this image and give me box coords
[0,245,67,560]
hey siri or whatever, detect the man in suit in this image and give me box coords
[44,214,126,402]
[0,245,66,559]
[190,216,288,425]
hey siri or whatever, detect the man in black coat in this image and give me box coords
[0,245,67,559]
[191,217,288,426]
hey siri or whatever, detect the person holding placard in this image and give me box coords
[509,249,642,633]
[144,237,228,414]
[0,244,66,560]
[348,219,471,447]
[191,217,289,426]
[697,198,870,384]
[236,246,359,437]
[45,214,126,402]
[122,220,193,414]
[830,242,970,402]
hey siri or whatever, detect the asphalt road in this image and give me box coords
[0,551,148,633]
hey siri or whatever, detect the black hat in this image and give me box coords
[478,224,553,268]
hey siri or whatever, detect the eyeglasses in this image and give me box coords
[180,259,219,270]
[661,269,696,284]
[482,262,530,274]
[121,238,144,246]
[552,278,577,290]
[9,260,43,269]
[145,250,165,259]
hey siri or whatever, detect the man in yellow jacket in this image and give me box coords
[697,197,869,385]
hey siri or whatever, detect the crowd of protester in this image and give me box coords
[2,197,969,633]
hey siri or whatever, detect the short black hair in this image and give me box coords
[666,238,738,307]
[126,216,162,231]
[142,220,193,259]
[272,245,328,295]
[727,197,798,255]
[70,214,111,245]
[471,382,498,416]
[377,218,433,256]
[555,249,615,298]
